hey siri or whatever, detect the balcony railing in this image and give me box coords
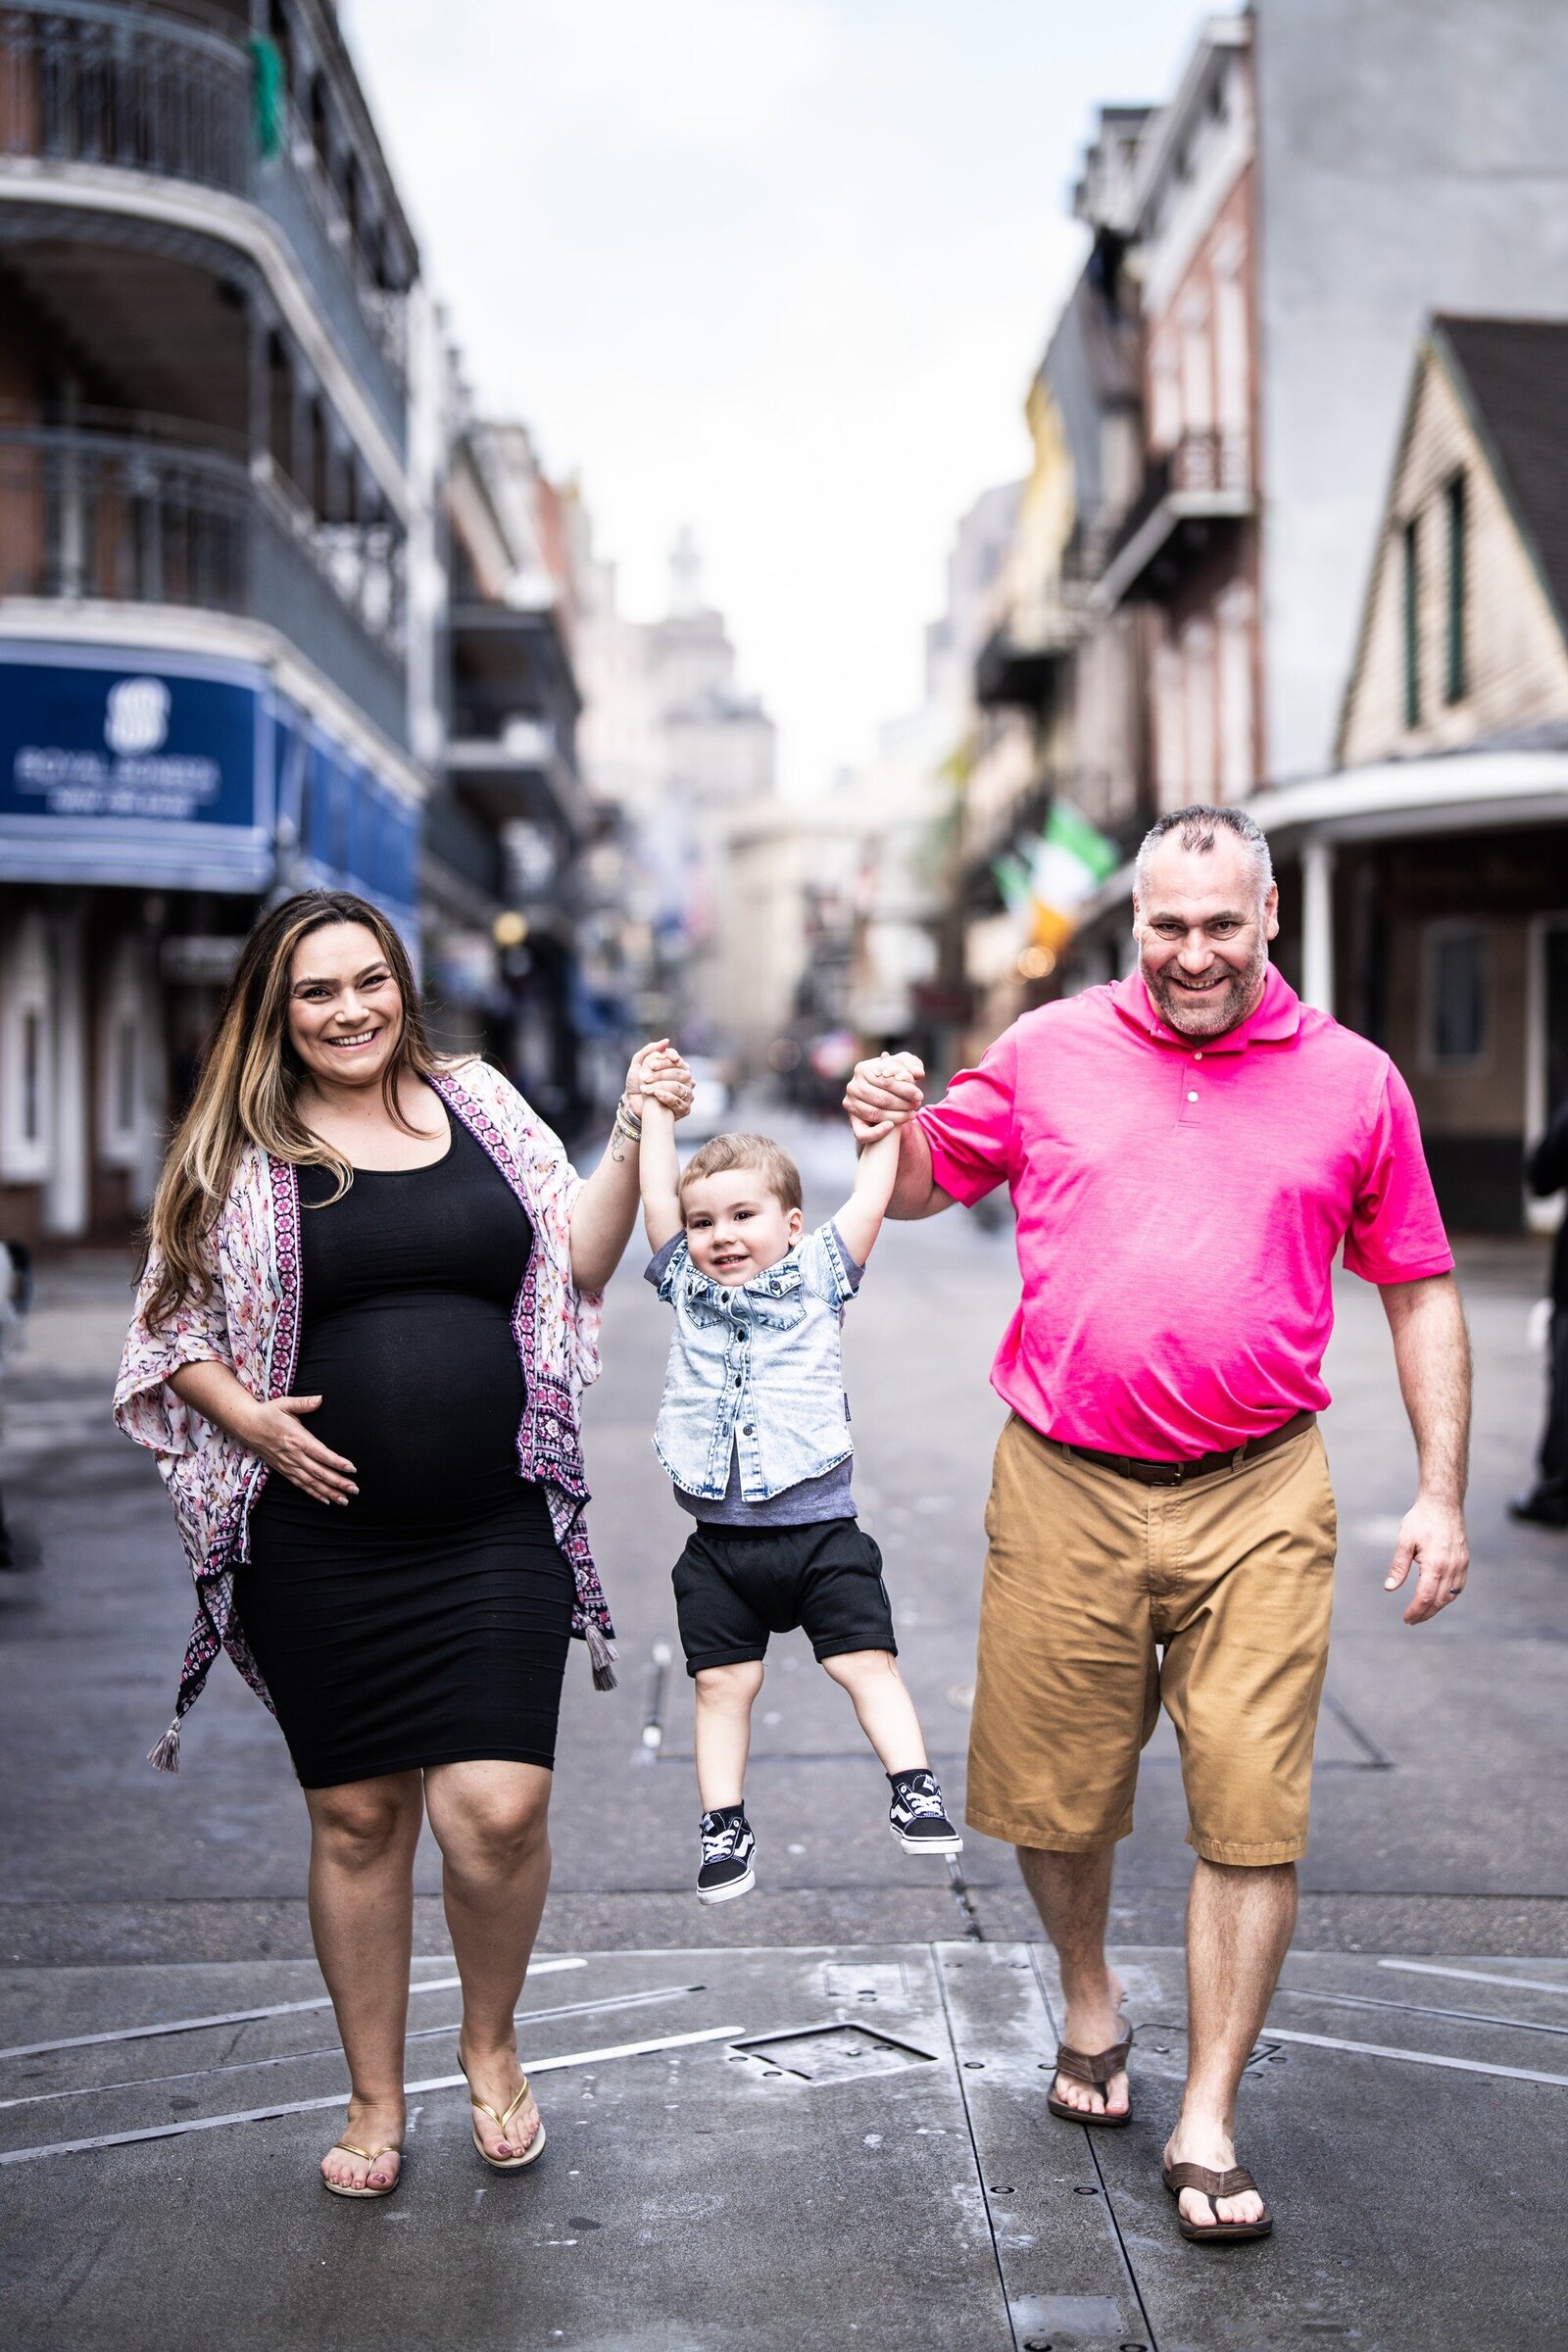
[1167,427,1250,496]
[1099,429,1254,605]
[0,3,409,445]
[1115,429,1251,551]
[0,420,409,747]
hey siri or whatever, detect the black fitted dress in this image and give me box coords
[243,1114,574,1788]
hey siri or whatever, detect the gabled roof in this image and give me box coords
[1434,315,1568,635]
[1334,312,1568,764]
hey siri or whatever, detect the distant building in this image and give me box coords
[714,798,865,1072]
[1096,14,1259,807]
[0,0,434,1246]
[573,531,776,1053]
[435,416,595,1133]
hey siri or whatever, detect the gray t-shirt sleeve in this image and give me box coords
[833,1222,865,1294]
[645,1232,688,1300]
[798,1220,864,1304]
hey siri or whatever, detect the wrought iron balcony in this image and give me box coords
[1097,428,1253,607]
[0,417,409,747]
[0,2,409,447]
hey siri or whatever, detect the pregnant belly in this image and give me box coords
[260,1291,525,1527]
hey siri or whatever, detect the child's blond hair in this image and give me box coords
[678,1132,803,1218]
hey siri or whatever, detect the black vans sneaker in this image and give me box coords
[697,1807,757,1905]
[888,1769,962,1855]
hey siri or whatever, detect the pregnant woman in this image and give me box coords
[117,890,690,2199]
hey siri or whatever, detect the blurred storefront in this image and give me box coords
[0,0,435,1245]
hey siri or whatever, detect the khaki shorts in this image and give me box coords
[966,1413,1337,1866]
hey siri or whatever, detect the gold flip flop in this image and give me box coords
[321,2139,401,2199]
[463,2069,546,2173]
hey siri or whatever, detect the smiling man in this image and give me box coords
[843,804,1471,2244]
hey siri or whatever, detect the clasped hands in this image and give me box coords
[626,1039,695,1120]
[842,1051,926,1144]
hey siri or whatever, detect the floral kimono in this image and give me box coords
[116,1058,614,1772]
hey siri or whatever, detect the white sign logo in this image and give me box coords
[105,677,172,758]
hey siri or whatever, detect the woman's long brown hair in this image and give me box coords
[142,891,438,1329]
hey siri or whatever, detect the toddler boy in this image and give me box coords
[639,1098,959,1903]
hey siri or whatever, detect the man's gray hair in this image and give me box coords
[1133,805,1275,905]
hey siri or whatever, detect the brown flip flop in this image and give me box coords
[1162,2159,1273,2242]
[1045,2021,1133,2128]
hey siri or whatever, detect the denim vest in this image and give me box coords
[648,1224,858,1501]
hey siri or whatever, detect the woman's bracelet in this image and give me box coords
[613,1095,643,1145]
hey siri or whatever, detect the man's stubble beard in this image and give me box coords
[1143,937,1269,1040]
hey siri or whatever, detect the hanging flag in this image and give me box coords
[249,38,285,161]
[1026,802,1118,954]
[992,848,1033,916]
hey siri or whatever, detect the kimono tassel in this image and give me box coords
[147,1717,182,1774]
[585,1623,618,1691]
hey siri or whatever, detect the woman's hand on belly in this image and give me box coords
[240,1394,360,1506]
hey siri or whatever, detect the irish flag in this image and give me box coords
[1007,803,1119,956]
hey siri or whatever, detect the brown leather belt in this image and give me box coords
[1054,1408,1317,1488]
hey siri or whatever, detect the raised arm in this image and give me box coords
[1379,1272,1472,1624]
[568,1042,690,1291]
[842,1054,957,1220]
[832,1125,900,1267]
[639,1089,684,1252]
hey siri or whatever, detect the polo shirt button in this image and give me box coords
[741,1423,755,1437]
[1187,1090,1199,1102]
[1194,1052,1202,1060]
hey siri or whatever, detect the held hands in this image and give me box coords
[242,1395,358,1506]
[625,1040,695,1120]
[843,1052,926,1144]
[1384,1493,1470,1624]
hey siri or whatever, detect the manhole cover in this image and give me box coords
[731,2023,938,2083]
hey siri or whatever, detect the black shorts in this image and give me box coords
[672,1517,898,1676]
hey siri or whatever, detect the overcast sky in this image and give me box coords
[341,0,1206,796]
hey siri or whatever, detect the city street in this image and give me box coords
[2,1110,1566,2351]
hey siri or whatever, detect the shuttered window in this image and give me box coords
[1402,516,1421,729]
[1445,472,1467,704]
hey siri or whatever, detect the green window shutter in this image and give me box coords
[1402,516,1421,730]
[250,38,285,162]
[1445,472,1466,704]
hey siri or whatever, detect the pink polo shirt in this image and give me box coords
[917,966,1453,1459]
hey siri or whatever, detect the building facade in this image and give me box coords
[1099,15,1259,811]
[954,0,1568,1228]
[1319,317,1568,1228]
[0,0,435,1244]
[432,416,597,1134]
